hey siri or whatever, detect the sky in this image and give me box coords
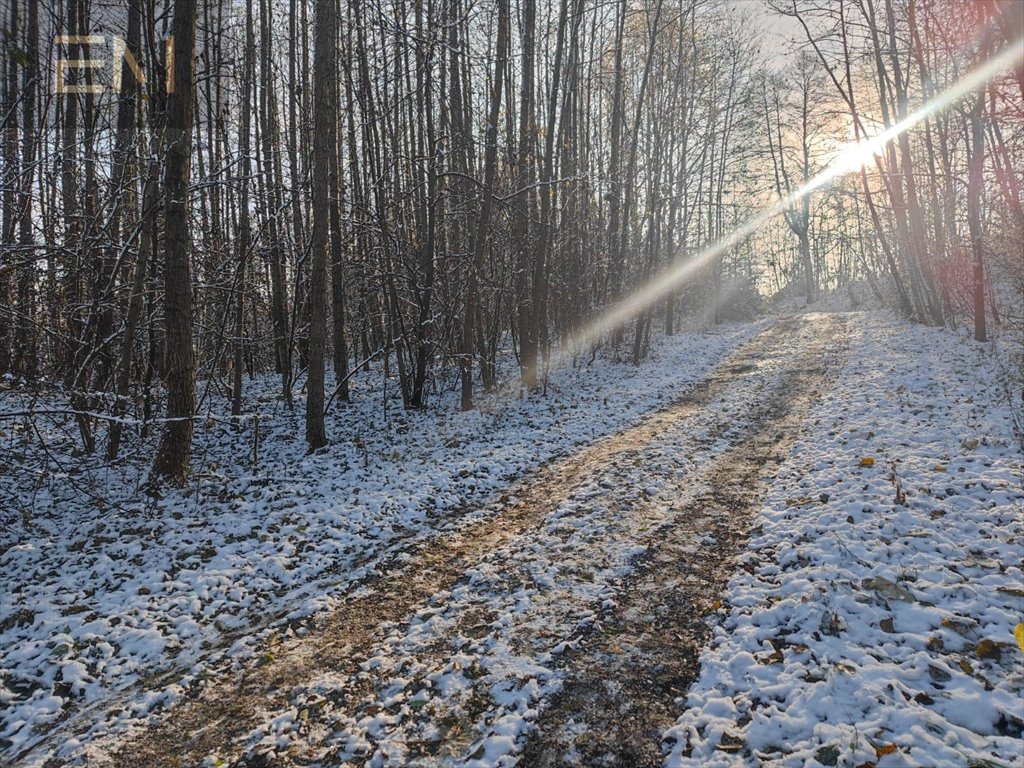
[733,0,810,68]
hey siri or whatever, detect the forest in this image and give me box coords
[0,0,1019,477]
[1,0,1022,765]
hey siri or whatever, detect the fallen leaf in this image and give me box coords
[815,745,840,766]
[928,664,951,683]
[875,743,899,757]
[941,616,976,635]
[975,639,1002,661]
[1015,624,1024,653]
[716,731,744,752]
[820,611,844,636]
[862,576,915,603]
[859,457,875,468]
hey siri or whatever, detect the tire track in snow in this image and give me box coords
[518,313,847,767]
[270,316,849,768]
[77,317,816,767]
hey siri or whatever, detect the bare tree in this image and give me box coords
[152,0,198,483]
[305,0,338,448]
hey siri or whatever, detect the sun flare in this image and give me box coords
[559,37,1024,363]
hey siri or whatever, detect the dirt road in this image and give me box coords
[63,313,846,768]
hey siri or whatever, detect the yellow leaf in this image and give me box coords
[1014,623,1024,653]
[975,639,1002,661]
[941,616,975,635]
[933,464,946,472]
[859,457,875,468]
[875,743,898,757]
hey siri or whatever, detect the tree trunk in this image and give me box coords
[329,124,349,402]
[260,0,293,407]
[232,3,256,426]
[152,0,198,484]
[461,0,508,410]
[0,0,16,376]
[513,0,537,387]
[107,0,156,460]
[967,35,988,342]
[15,0,38,377]
[306,0,337,448]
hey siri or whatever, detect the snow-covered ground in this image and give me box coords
[207,314,837,768]
[0,318,768,761]
[3,309,1021,768]
[665,314,1024,767]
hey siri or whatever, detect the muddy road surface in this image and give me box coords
[47,313,846,768]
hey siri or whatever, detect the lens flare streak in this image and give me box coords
[564,39,1024,357]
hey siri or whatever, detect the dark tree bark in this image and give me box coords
[967,18,989,343]
[106,0,153,460]
[232,2,256,425]
[461,0,509,410]
[329,117,349,402]
[513,0,538,387]
[306,0,338,448]
[15,0,38,377]
[408,0,438,409]
[152,0,198,484]
[260,0,293,408]
[1,0,20,376]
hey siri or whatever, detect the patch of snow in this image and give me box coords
[1,319,768,762]
[664,312,1024,768]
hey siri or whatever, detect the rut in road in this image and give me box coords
[519,313,847,767]
[82,314,841,768]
